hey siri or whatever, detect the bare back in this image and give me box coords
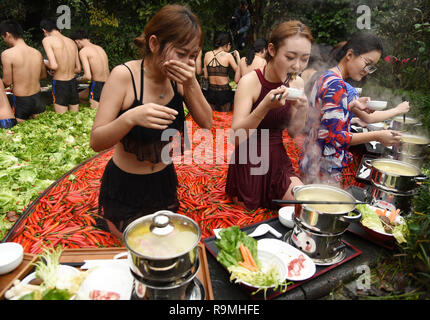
[239,55,267,77]
[2,44,44,96]
[81,44,110,82]
[43,34,80,80]
[204,50,236,85]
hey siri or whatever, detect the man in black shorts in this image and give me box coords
[0,20,47,122]
[71,30,110,109]
[41,19,81,113]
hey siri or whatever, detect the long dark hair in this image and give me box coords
[334,32,384,62]
[213,32,230,48]
[245,38,267,65]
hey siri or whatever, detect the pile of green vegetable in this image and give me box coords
[0,106,97,239]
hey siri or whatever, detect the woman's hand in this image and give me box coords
[264,85,289,109]
[394,101,410,115]
[290,93,308,111]
[163,59,196,86]
[129,103,178,130]
[349,96,371,113]
[376,130,402,146]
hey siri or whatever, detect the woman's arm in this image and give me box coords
[351,130,401,146]
[229,50,240,72]
[353,101,410,124]
[231,72,288,131]
[234,58,243,84]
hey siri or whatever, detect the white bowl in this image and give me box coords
[367,122,385,131]
[355,87,362,95]
[286,88,303,100]
[366,100,388,111]
[240,249,288,289]
[278,206,295,228]
[0,242,24,275]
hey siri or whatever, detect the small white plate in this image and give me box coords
[257,238,316,282]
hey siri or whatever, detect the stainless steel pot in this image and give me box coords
[123,210,201,285]
[391,152,427,169]
[365,158,427,193]
[292,184,362,234]
[370,185,417,215]
[392,134,430,157]
[390,116,422,132]
[288,221,346,266]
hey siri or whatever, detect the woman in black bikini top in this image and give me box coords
[89,5,212,238]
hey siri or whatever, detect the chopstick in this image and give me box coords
[402,96,407,124]
[272,199,367,205]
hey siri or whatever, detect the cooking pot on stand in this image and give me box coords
[123,210,201,287]
[370,185,417,215]
[364,158,428,193]
[292,184,362,234]
[390,116,422,132]
[392,134,430,158]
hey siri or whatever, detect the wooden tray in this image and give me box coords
[0,253,38,299]
[60,243,214,300]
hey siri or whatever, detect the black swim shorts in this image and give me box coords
[12,92,46,120]
[0,118,17,129]
[89,81,105,102]
[52,78,79,106]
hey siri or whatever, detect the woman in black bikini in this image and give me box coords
[90,5,212,238]
[203,32,240,112]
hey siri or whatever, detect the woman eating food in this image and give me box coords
[225,20,312,210]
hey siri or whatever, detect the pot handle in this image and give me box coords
[363,159,373,168]
[415,174,428,184]
[145,260,180,272]
[292,185,301,194]
[339,210,362,223]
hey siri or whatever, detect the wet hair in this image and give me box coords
[70,30,89,41]
[245,38,267,65]
[40,19,58,32]
[134,4,203,57]
[213,32,231,48]
[0,20,23,39]
[334,32,384,62]
[266,20,314,62]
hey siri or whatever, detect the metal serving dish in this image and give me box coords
[365,158,427,193]
[292,184,362,234]
[123,211,201,286]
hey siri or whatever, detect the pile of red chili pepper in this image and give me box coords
[10,111,363,253]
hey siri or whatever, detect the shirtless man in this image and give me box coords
[0,20,47,122]
[40,19,81,113]
[71,30,109,109]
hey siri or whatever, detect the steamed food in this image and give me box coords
[373,161,419,176]
[296,190,354,213]
[401,134,430,145]
[126,221,198,258]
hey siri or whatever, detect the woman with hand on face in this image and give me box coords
[90,5,212,238]
[225,21,312,210]
[300,32,402,184]
[203,32,240,112]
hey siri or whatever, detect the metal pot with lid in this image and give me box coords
[364,158,428,193]
[123,210,201,286]
[393,133,430,158]
[292,184,362,234]
[390,116,422,132]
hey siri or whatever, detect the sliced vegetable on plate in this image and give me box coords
[215,226,289,297]
[356,204,409,244]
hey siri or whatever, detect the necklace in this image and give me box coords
[143,67,166,99]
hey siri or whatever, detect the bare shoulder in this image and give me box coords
[238,69,259,88]
[110,60,139,81]
[1,47,14,59]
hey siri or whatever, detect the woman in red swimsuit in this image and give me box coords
[226,20,313,210]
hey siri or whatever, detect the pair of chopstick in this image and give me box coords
[272,199,366,205]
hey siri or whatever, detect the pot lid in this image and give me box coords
[150,213,174,236]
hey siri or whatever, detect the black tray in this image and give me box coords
[203,217,362,300]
